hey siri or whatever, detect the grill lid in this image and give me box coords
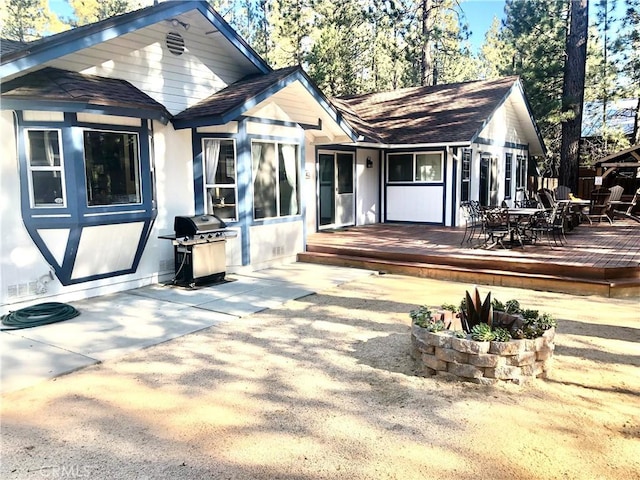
[174,214,227,236]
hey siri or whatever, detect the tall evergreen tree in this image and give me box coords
[618,0,640,144]
[268,0,314,66]
[499,0,569,165]
[560,0,589,191]
[306,1,368,96]
[1,0,64,40]
[477,17,513,79]
[68,0,139,25]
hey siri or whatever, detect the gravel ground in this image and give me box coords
[1,274,639,480]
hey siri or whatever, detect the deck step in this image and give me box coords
[297,251,640,298]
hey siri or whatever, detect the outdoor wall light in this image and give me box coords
[169,18,190,30]
[366,156,373,168]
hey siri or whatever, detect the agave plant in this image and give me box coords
[459,287,493,333]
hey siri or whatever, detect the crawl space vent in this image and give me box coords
[166,32,185,56]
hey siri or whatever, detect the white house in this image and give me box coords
[0,1,545,312]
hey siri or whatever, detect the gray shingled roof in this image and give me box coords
[333,76,519,145]
[172,65,300,123]
[0,38,28,57]
[1,67,170,120]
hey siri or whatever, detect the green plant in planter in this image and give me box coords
[470,323,495,341]
[441,303,458,313]
[453,330,467,338]
[410,306,445,332]
[492,326,512,342]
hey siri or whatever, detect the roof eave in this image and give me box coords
[1,0,270,79]
[1,98,171,125]
[172,68,359,142]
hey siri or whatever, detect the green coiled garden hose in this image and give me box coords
[1,302,80,330]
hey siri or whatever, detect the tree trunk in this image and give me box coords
[633,98,640,145]
[421,0,434,86]
[560,0,589,192]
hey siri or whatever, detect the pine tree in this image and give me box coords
[67,0,137,26]
[499,0,569,164]
[560,0,589,191]
[1,0,65,40]
[477,17,513,79]
[618,0,640,144]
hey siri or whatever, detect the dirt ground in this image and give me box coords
[1,274,639,480]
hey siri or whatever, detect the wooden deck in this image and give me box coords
[300,220,640,298]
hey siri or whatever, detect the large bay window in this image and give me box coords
[252,141,300,220]
[203,139,237,220]
[84,130,141,206]
[388,151,443,183]
[26,129,65,207]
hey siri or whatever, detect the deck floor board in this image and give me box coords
[304,220,640,296]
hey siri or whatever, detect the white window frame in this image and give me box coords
[505,153,513,199]
[251,139,300,220]
[516,154,527,189]
[25,128,67,208]
[82,128,142,207]
[202,138,238,221]
[387,151,444,183]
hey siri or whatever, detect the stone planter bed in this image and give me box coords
[411,325,555,385]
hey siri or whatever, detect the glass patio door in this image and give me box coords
[318,152,354,228]
[480,155,499,207]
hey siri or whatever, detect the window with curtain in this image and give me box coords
[461,148,471,201]
[415,153,442,182]
[252,141,299,220]
[204,138,237,220]
[84,130,141,206]
[388,151,443,183]
[26,129,65,207]
[504,153,513,199]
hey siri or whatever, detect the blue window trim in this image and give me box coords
[15,111,157,286]
[383,147,448,225]
[192,118,306,266]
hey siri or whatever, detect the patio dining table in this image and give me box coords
[506,207,544,245]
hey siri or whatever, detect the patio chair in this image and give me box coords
[483,208,522,249]
[536,188,556,210]
[530,201,569,246]
[585,188,613,225]
[609,185,624,203]
[609,187,640,223]
[460,201,482,245]
[555,185,571,201]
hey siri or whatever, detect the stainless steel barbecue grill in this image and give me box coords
[160,214,233,287]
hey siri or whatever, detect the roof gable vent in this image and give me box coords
[166,32,185,56]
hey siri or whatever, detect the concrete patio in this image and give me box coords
[0,263,373,394]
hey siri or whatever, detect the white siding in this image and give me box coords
[249,221,304,269]
[45,23,259,115]
[387,186,444,223]
[356,148,379,225]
